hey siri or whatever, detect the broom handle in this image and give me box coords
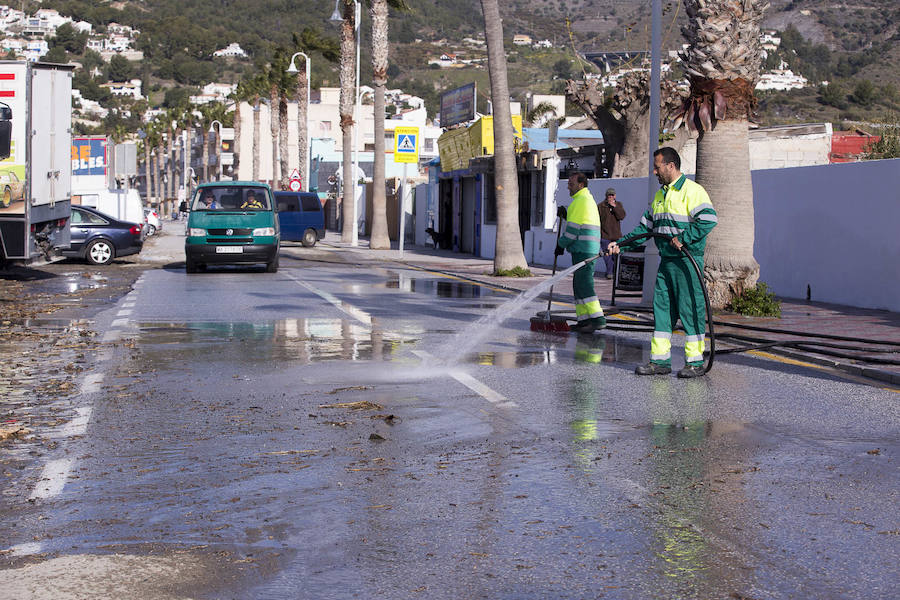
[546,215,563,316]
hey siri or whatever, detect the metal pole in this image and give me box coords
[399,162,407,256]
[641,0,663,306]
[304,54,310,192]
[351,0,360,247]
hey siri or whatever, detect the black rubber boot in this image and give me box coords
[635,362,672,375]
[677,364,706,378]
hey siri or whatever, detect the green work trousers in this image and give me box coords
[571,251,604,325]
[650,257,706,366]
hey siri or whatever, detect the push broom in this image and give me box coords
[530,208,572,332]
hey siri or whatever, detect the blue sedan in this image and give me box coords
[63,205,143,265]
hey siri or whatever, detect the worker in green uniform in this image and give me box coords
[556,172,606,334]
[608,147,717,378]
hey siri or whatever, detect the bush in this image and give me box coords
[493,266,532,278]
[729,283,781,317]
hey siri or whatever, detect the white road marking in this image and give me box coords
[413,350,516,408]
[6,542,42,557]
[111,318,128,327]
[52,406,92,438]
[285,273,372,326]
[116,309,132,317]
[29,458,73,500]
[80,372,104,395]
[101,330,121,343]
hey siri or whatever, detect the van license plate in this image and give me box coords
[216,246,243,254]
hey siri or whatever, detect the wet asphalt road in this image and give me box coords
[1,247,898,599]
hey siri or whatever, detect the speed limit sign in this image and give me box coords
[289,178,301,192]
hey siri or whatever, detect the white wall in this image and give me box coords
[752,158,900,311]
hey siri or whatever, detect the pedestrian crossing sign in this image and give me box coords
[394,126,419,163]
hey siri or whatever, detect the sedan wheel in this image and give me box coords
[147,224,157,236]
[86,239,114,265]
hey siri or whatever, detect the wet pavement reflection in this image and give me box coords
[135,318,408,365]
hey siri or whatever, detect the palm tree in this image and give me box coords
[291,28,340,192]
[675,0,767,307]
[267,52,287,188]
[480,0,527,272]
[337,0,358,243]
[524,101,558,127]
[229,81,254,180]
[197,104,214,183]
[165,110,177,216]
[367,0,408,250]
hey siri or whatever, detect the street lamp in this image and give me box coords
[209,119,223,181]
[287,51,311,192]
[331,0,361,246]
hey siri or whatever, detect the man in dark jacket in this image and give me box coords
[598,187,626,279]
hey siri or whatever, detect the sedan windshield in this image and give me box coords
[192,187,270,211]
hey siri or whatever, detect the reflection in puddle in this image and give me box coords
[385,276,496,299]
[458,334,647,368]
[136,318,410,365]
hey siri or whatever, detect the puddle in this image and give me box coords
[135,319,408,365]
[385,277,495,298]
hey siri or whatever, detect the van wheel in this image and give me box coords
[85,239,114,265]
[266,254,279,273]
[301,229,317,247]
[186,258,198,274]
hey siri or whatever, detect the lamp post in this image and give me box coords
[209,119,223,181]
[332,0,361,246]
[286,51,311,192]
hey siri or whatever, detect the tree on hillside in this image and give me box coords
[51,23,88,54]
[291,28,340,192]
[480,0,527,273]
[672,0,768,308]
[369,0,409,251]
[337,0,358,243]
[108,55,133,83]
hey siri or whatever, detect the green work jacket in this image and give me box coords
[558,186,602,255]
[618,174,717,259]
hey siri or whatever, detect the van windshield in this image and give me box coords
[192,187,270,211]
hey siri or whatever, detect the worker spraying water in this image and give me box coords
[608,147,717,378]
[555,173,607,334]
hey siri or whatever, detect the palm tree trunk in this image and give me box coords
[339,0,357,243]
[481,0,526,271]
[151,151,159,208]
[296,67,309,191]
[233,103,241,181]
[697,119,759,307]
[253,99,261,181]
[270,87,280,187]
[143,143,151,205]
[155,142,164,208]
[369,0,390,249]
[279,95,289,190]
[166,131,174,217]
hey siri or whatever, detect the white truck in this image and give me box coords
[0,61,74,267]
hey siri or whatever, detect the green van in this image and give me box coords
[184,182,280,273]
